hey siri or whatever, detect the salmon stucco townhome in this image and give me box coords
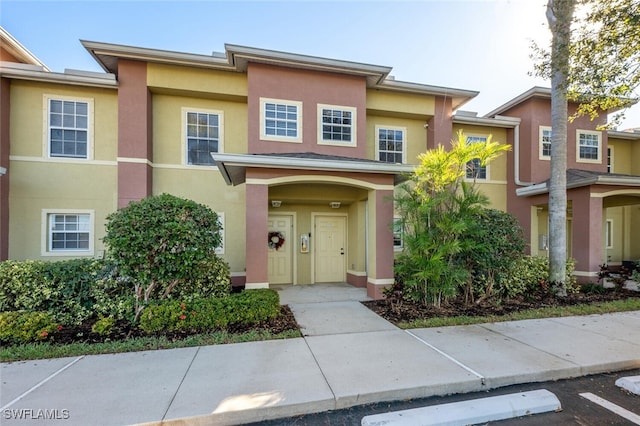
[1,27,639,296]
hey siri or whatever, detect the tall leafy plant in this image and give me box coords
[395,131,510,307]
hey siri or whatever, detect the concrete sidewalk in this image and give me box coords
[1,295,639,425]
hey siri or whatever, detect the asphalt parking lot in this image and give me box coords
[250,368,640,426]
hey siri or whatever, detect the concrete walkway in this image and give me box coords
[1,285,639,426]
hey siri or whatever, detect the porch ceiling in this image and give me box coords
[269,183,368,206]
[211,152,414,186]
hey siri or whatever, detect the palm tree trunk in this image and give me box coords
[547,0,576,297]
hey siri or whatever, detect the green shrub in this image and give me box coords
[103,193,225,321]
[0,311,59,344]
[139,289,280,334]
[0,258,132,325]
[506,256,579,297]
[460,208,526,301]
[0,260,56,313]
[91,317,116,336]
[172,255,231,301]
[224,289,280,324]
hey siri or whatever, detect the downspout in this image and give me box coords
[513,124,534,186]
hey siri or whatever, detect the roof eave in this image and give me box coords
[485,86,551,118]
[516,175,640,197]
[0,63,117,88]
[608,130,640,141]
[226,44,392,85]
[81,40,235,74]
[212,153,414,186]
[452,114,521,128]
[378,79,479,110]
[0,26,50,71]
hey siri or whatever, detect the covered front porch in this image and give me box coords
[517,170,640,282]
[213,152,412,299]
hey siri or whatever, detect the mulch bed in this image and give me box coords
[363,288,640,325]
[47,305,300,346]
[33,288,640,346]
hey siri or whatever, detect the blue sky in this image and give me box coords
[2,0,638,129]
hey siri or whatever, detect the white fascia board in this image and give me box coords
[213,153,415,174]
[452,114,521,128]
[0,27,50,71]
[516,182,548,197]
[486,86,551,118]
[596,176,640,186]
[0,65,117,88]
[608,130,640,140]
[379,79,479,99]
[226,44,392,81]
[515,175,640,197]
[81,40,235,73]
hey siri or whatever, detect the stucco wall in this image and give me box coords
[8,81,118,260]
[367,113,428,164]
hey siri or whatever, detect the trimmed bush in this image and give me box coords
[507,256,578,297]
[0,259,133,325]
[103,193,226,321]
[139,289,280,334]
[91,317,116,336]
[0,311,59,344]
[172,255,232,301]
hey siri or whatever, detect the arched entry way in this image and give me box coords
[212,152,412,298]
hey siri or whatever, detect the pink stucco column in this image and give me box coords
[245,183,269,288]
[426,96,453,149]
[367,188,395,299]
[117,60,152,208]
[570,188,603,281]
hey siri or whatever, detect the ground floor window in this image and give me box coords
[393,217,403,250]
[42,210,94,256]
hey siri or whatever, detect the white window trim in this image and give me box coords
[260,97,303,143]
[539,126,552,160]
[393,216,404,251]
[464,134,490,181]
[317,104,357,147]
[576,129,602,164]
[605,219,613,249]
[43,94,94,161]
[375,125,406,164]
[216,212,225,255]
[182,107,224,167]
[41,209,95,257]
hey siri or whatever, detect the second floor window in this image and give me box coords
[540,126,552,159]
[466,135,488,180]
[260,98,302,142]
[186,111,220,166]
[318,104,356,146]
[49,99,88,159]
[577,130,601,162]
[377,127,405,163]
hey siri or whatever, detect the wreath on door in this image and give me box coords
[268,231,285,250]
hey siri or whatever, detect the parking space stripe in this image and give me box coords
[579,392,640,425]
[0,356,84,411]
[405,330,486,385]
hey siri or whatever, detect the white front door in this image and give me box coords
[268,215,293,284]
[315,215,346,282]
